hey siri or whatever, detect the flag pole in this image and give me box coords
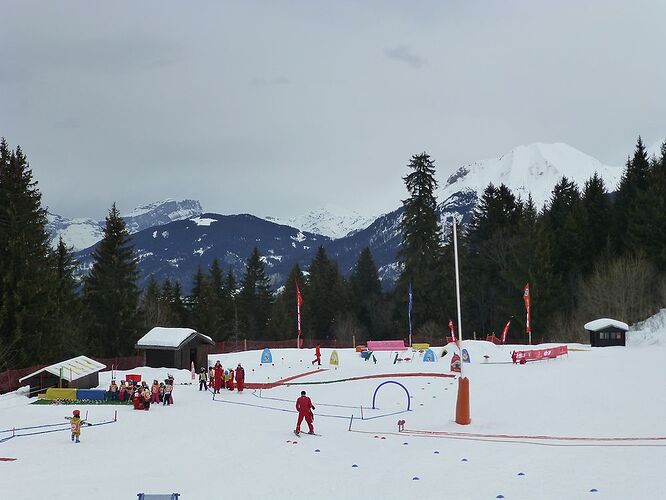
[453,217,463,343]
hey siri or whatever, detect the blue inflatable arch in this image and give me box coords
[371,381,411,411]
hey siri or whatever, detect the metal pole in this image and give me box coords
[453,218,463,342]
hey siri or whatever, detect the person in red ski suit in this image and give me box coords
[312,344,321,366]
[227,368,235,391]
[235,364,245,392]
[295,390,315,434]
[214,361,223,393]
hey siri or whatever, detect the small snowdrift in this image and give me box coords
[628,309,666,347]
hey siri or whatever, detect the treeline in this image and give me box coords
[2,137,666,371]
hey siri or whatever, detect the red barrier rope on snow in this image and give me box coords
[244,368,328,389]
[401,428,666,442]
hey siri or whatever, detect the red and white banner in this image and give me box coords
[513,345,567,363]
[523,283,531,340]
[448,319,457,344]
[296,280,303,347]
[501,319,511,344]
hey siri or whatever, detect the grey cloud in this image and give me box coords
[250,76,291,86]
[384,45,425,68]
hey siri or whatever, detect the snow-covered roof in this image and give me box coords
[136,327,214,350]
[18,355,106,383]
[584,318,629,332]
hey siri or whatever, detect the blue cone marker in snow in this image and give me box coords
[517,472,525,476]
[590,489,598,493]
[496,495,505,499]
[434,451,440,454]
[461,458,468,462]
[352,464,358,468]
[314,449,320,452]
[412,477,420,481]
[403,442,409,445]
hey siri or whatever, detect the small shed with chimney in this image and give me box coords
[136,327,214,370]
[584,318,629,347]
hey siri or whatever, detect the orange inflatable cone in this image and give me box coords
[455,377,471,425]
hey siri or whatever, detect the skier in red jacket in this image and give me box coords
[235,364,245,392]
[213,361,223,394]
[295,390,316,435]
[311,344,321,366]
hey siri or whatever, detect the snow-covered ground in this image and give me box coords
[2,318,666,499]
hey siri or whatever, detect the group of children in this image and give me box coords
[204,361,245,393]
[106,376,175,410]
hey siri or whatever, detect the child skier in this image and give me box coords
[163,381,173,406]
[295,390,316,435]
[227,368,235,391]
[199,367,208,391]
[107,380,118,401]
[66,409,86,443]
[151,380,160,403]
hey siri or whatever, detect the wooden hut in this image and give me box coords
[584,318,629,347]
[136,327,214,370]
[18,356,106,393]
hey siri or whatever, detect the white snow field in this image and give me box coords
[2,320,666,499]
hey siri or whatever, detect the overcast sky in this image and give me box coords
[2,0,665,220]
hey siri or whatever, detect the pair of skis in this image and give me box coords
[293,430,321,437]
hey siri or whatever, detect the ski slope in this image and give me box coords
[1,331,666,499]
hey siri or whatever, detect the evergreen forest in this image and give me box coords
[2,137,666,371]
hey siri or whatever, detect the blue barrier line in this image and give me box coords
[213,396,409,421]
[251,390,361,410]
[361,409,410,420]
[213,397,351,419]
[15,427,70,438]
[0,435,15,444]
[1,422,70,434]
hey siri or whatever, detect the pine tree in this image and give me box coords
[613,137,651,254]
[540,177,584,316]
[140,276,162,328]
[207,258,228,339]
[45,237,83,360]
[238,248,273,339]
[189,266,218,338]
[0,140,53,367]
[397,152,443,332]
[580,173,611,273]
[83,204,140,357]
[171,281,188,326]
[305,247,347,340]
[463,184,525,337]
[349,247,383,340]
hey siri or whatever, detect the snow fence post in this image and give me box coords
[348,414,354,431]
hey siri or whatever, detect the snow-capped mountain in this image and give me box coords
[75,213,329,290]
[72,142,629,289]
[438,142,624,210]
[48,199,203,250]
[264,205,376,239]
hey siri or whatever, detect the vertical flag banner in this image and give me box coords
[501,319,511,344]
[408,282,413,347]
[523,283,531,344]
[448,319,457,343]
[296,280,303,348]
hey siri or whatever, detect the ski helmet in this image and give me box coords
[73,409,80,416]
